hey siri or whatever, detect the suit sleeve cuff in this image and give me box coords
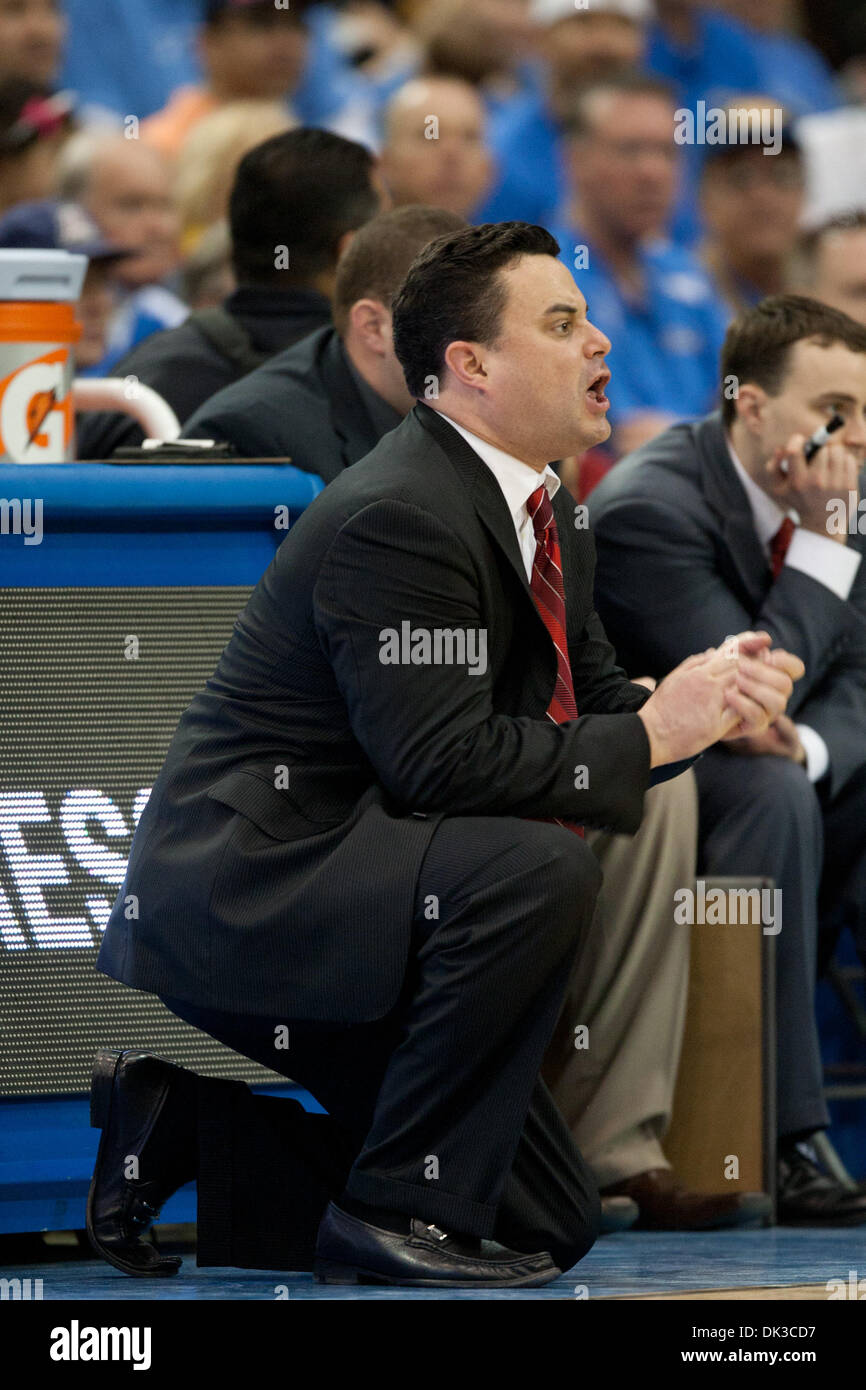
[785,528,861,599]
[795,724,830,783]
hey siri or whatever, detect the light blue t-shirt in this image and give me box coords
[59,0,376,136]
[475,8,841,241]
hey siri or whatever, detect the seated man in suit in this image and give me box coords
[589,293,866,1225]
[76,128,383,460]
[89,223,801,1288]
[180,204,466,478]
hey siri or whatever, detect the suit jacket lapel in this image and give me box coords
[413,405,590,705]
[415,402,541,611]
[698,414,770,609]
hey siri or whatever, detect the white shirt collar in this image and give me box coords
[434,410,561,525]
[725,435,795,549]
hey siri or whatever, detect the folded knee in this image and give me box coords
[542,1189,602,1277]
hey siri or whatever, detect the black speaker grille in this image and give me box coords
[0,587,289,1096]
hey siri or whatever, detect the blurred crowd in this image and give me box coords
[1,0,866,470]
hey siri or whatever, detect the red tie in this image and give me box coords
[527,484,583,836]
[770,517,796,579]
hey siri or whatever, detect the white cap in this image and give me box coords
[531,0,655,25]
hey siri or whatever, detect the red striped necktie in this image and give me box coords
[770,516,796,580]
[527,483,583,836]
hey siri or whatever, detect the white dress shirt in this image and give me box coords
[435,411,561,583]
[726,437,861,782]
[725,439,861,601]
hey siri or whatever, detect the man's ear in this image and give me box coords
[734,382,767,435]
[443,339,487,392]
[347,298,389,354]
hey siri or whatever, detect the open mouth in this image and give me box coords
[585,367,611,414]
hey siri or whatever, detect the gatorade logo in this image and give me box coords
[0,349,73,463]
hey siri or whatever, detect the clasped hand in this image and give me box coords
[636,631,805,768]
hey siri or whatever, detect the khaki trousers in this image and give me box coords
[542,770,698,1188]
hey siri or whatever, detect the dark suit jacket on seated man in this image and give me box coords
[90,225,802,1289]
[76,128,383,460]
[180,205,468,478]
[588,293,866,1227]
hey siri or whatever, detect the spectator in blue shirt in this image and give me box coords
[647,2,766,111]
[700,107,806,317]
[289,3,378,147]
[647,1,838,241]
[477,0,648,227]
[58,0,378,145]
[550,72,729,457]
[417,0,545,120]
[705,0,840,117]
[302,1,421,123]
[380,76,493,221]
[646,1,767,243]
[57,130,186,372]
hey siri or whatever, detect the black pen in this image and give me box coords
[779,411,844,474]
[804,410,845,461]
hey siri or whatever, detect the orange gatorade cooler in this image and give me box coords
[0,249,86,463]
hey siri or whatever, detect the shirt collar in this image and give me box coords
[725,434,793,548]
[434,410,561,521]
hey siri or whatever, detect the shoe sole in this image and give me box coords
[86,1048,181,1278]
[312,1258,560,1288]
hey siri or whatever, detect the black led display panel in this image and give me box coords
[0,587,288,1096]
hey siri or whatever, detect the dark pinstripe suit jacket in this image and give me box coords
[97,403,654,1022]
[588,412,866,802]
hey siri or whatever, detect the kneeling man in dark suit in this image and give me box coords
[90,224,802,1288]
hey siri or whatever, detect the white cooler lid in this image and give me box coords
[0,249,87,303]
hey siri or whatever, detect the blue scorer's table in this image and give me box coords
[0,462,325,1234]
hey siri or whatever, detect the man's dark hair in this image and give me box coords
[204,0,309,29]
[560,71,676,139]
[392,221,560,399]
[333,205,467,336]
[229,128,380,289]
[720,293,866,427]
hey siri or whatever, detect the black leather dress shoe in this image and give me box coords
[778,1141,866,1226]
[313,1202,561,1288]
[87,1048,196,1276]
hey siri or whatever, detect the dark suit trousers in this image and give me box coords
[159,814,604,1274]
[694,749,866,1138]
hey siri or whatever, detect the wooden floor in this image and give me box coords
[613,1284,837,1301]
[6,1226,866,1300]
